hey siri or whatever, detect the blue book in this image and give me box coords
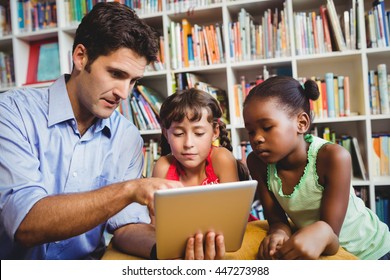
[17,1,24,30]
[37,42,60,82]
[325,72,336,118]
[373,0,389,46]
[187,35,194,66]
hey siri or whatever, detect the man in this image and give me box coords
[0,2,182,260]
[0,2,223,260]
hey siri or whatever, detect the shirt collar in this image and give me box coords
[47,74,112,138]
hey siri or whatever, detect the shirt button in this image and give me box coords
[72,171,78,177]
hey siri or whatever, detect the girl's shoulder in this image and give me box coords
[210,146,236,162]
[317,141,351,163]
[316,141,352,182]
[152,154,175,178]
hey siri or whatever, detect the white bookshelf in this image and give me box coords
[1,0,389,213]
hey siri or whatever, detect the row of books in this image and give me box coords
[166,0,221,14]
[63,0,162,24]
[0,4,11,36]
[0,51,15,88]
[376,195,390,227]
[145,36,165,72]
[232,67,293,125]
[368,63,390,115]
[299,73,351,119]
[17,0,57,32]
[312,126,367,180]
[228,5,290,62]
[142,138,160,178]
[173,72,230,124]
[372,133,390,177]
[294,0,359,55]
[169,19,224,70]
[118,84,164,131]
[366,0,390,48]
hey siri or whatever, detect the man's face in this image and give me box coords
[72,47,147,123]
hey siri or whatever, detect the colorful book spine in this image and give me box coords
[338,76,345,116]
[343,76,350,116]
[372,134,381,177]
[380,135,389,176]
[377,64,389,114]
[325,72,336,117]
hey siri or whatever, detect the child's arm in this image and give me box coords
[276,143,351,259]
[317,143,352,235]
[247,152,292,259]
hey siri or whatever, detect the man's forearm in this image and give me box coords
[15,181,134,247]
[112,223,156,259]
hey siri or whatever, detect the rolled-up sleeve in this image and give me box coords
[0,93,49,241]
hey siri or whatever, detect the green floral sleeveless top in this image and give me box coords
[267,134,390,260]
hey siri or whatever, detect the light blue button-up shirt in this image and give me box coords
[0,75,150,259]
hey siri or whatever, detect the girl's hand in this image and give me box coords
[258,230,289,259]
[184,232,225,260]
[275,221,338,260]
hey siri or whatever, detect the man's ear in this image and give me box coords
[72,44,87,71]
[297,112,310,134]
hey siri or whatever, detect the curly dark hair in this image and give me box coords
[73,2,159,72]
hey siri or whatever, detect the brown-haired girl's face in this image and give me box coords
[165,108,219,170]
[243,97,300,164]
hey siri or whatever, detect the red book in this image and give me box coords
[321,80,328,118]
[25,38,58,85]
[319,5,332,52]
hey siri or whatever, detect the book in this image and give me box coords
[37,42,60,82]
[25,38,59,85]
[319,5,333,52]
[333,75,339,117]
[343,76,350,116]
[377,64,389,114]
[369,69,380,114]
[351,136,367,180]
[373,0,389,47]
[181,18,192,68]
[136,84,165,116]
[326,0,347,51]
[337,76,345,116]
[325,72,336,117]
[379,135,389,176]
[372,134,381,177]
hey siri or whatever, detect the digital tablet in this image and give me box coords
[154,180,258,259]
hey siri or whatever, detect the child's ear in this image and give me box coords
[297,112,310,134]
[213,123,220,141]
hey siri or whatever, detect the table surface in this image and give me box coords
[102,220,358,260]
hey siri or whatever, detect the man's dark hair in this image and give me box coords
[72,2,159,71]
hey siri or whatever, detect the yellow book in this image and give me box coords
[315,78,323,119]
[182,18,192,68]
